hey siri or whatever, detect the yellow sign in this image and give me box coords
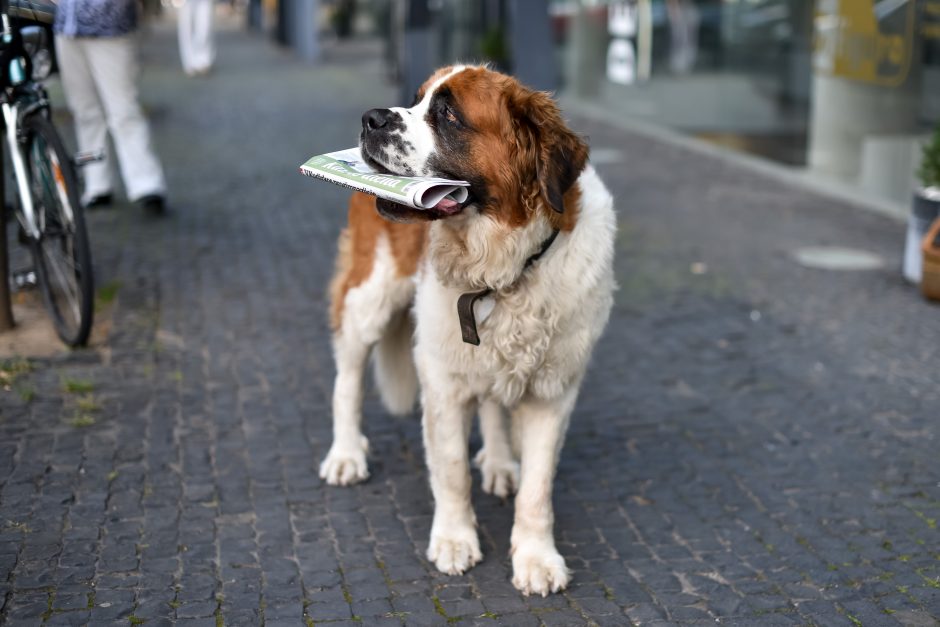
[925,1,940,40]
[813,0,915,87]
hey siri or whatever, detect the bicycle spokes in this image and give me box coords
[39,238,83,328]
[31,135,74,233]
[49,150,74,223]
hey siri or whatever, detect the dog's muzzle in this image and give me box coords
[359,108,405,174]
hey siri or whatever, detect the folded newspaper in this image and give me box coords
[300,148,470,211]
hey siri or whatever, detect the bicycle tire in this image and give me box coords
[23,113,94,347]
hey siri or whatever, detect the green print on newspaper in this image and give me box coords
[308,155,410,197]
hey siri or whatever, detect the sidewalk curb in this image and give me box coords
[560,94,908,224]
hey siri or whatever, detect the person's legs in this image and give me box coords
[192,0,215,71]
[178,0,196,74]
[82,35,167,202]
[179,0,214,74]
[54,36,113,205]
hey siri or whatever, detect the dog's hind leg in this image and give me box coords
[474,399,520,498]
[373,308,418,416]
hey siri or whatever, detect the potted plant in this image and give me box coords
[331,0,357,39]
[479,26,509,72]
[904,125,940,283]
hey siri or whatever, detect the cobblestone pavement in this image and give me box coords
[2,17,939,627]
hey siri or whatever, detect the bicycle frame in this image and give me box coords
[3,99,42,239]
[1,0,61,243]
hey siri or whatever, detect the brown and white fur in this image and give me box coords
[319,65,615,596]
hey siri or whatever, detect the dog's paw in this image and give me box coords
[427,527,482,575]
[474,447,520,498]
[511,542,570,596]
[319,436,369,486]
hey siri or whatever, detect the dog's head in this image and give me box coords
[359,65,588,224]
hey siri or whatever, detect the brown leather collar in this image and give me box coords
[457,229,560,346]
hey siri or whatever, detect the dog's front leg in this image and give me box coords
[510,387,578,596]
[423,393,482,575]
[319,331,371,485]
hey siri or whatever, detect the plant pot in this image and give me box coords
[921,216,940,302]
[903,187,940,283]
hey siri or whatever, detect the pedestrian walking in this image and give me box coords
[665,0,700,74]
[53,0,167,213]
[177,0,215,76]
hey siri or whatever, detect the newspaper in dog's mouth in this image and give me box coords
[300,148,470,212]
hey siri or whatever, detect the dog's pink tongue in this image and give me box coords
[433,197,461,214]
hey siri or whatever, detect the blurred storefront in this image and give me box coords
[556,0,939,207]
[560,2,815,163]
[389,0,940,211]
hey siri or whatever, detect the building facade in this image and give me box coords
[399,0,940,212]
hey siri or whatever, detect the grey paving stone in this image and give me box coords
[305,599,353,621]
[491,613,540,627]
[172,619,218,626]
[575,597,622,615]
[538,609,591,626]
[53,593,92,612]
[4,620,47,627]
[391,593,438,617]
[220,609,261,625]
[174,600,217,619]
[86,602,134,622]
[263,602,305,621]
[624,602,666,623]
[482,595,528,615]
[441,597,487,618]
[351,597,395,618]
[46,612,95,627]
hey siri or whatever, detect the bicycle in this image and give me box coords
[1,0,94,346]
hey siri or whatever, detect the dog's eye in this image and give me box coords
[443,106,459,125]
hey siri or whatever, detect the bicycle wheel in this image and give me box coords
[23,113,94,347]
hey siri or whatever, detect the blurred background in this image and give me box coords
[244,0,940,217]
[1,3,939,625]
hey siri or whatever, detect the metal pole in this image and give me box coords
[0,134,15,332]
[399,0,433,106]
[291,0,319,61]
[275,0,289,45]
[507,0,556,91]
[246,0,262,31]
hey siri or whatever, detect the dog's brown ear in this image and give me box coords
[510,88,589,213]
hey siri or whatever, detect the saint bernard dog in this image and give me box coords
[319,65,615,596]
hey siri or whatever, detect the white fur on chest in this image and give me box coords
[412,166,616,408]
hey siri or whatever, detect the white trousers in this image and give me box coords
[54,35,167,203]
[178,0,215,74]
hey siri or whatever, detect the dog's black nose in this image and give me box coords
[363,108,393,131]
